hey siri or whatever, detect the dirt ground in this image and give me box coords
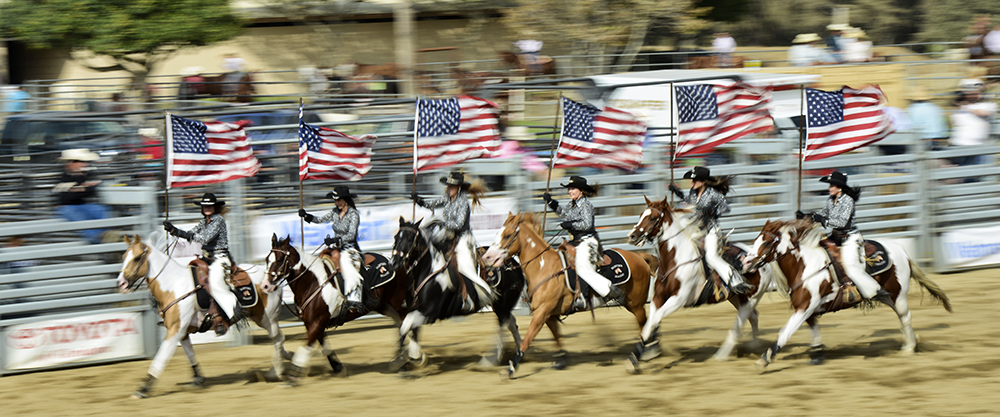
[2,269,997,416]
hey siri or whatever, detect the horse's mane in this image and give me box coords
[516,212,542,235]
[775,219,824,248]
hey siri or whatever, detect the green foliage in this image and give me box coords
[0,0,243,62]
[724,0,922,46]
[916,0,1000,43]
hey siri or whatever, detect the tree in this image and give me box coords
[916,0,1000,43]
[0,0,243,98]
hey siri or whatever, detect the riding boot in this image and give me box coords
[607,285,624,302]
[345,288,365,314]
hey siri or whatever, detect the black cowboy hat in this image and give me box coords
[326,185,358,200]
[683,166,715,182]
[440,171,471,187]
[194,192,225,207]
[560,175,595,193]
[819,171,854,192]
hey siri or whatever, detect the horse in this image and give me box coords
[260,234,410,382]
[178,72,256,103]
[388,217,526,372]
[499,51,558,75]
[743,219,953,370]
[623,197,774,373]
[116,235,290,398]
[482,212,654,379]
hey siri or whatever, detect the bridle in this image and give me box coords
[747,229,782,272]
[393,225,431,276]
[120,245,151,292]
[266,245,320,289]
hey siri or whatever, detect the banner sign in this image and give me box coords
[3,312,144,371]
[940,225,1000,268]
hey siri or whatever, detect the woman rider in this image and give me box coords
[544,175,623,309]
[411,171,492,310]
[299,185,365,313]
[669,166,751,294]
[163,193,241,335]
[797,171,887,301]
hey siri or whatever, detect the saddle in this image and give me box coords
[818,239,891,313]
[557,243,631,285]
[692,245,747,306]
[318,248,397,293]
[187,258,257,335]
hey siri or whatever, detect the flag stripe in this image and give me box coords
[804,86,895,161]
[298,112,377,181]
[415,95,501,172]
[553,98,646,171]
[677,82,774,157]
[167,116,261,189]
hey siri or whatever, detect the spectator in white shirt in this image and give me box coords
[712,32,737,67]
[788,33,835,66]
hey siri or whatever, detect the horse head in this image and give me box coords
[390,217,424,272]
[117,235,151,293]
[262,234,297,293]
[484,212,537,267]
[629,196,676,246]
[745,219,818,272]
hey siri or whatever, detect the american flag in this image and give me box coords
[804,86,895,161]
[299,107,378,181]
[166,115,260,189]
[415,95,501,172]
[676,83,773,157]
[553,97,646,171]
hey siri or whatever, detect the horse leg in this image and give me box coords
[132,325,186,399]
[255,309,290,376]
[756,306,815,371]
[715,297,756,361]
[391,311,426,372]
[504,307,550,379]
[316,334,346,376]
[628,286,690,374]
[287,322,325,384]
[891,263,917,354]
[481,313,519,367]
[627,294,660,362]
[179,335,206,387]
[806,316,825,365]
[546,317,568,370]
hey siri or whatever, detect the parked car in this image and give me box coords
[0,112,144,164]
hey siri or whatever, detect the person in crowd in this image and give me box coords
[948,81,997,182]
[53,149,110,244]
[789,33,835,66]
[906,87,949,152]
[544,175,624,309]
[669,166,751,294]
[411,171,492,311]
[299,185,365,313]
[964,17,990,60]
[2,85,31,113]
[825,24,850,62]
[514,39,544,74]
[163,193,242,335]
[221,52,248,97]
[841,28,873,63]
[712,32,737,68]
[797,172,889,302]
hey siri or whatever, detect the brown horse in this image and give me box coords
[499,51,558,76]
[178,72,256,103]
[261,235,409,382]
[623,197,774,373]
[483,212,653,379]
[743,219,952,370]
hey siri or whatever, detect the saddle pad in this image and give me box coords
[364,252,396,289]
[230,267,253,288]
[234,284,258,308]
[559,251,579,292]
[597,249,631,286]
[864,240,892,276]
[189,266,211,310]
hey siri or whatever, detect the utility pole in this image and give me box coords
[394,0,416,97]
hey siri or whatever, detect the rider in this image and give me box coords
[669,166,752,294]
[796,171,887,301]
[162,193,241,335]
[544,175,623,309]
[411,171,492,309]
[299,185,365,313]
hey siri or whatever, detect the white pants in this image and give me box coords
[207,256,237,320]
[455,232,491,295]
[842,233,882,298]
[705,225,738,286]
[574,237,611,297]
[340,248,363,303]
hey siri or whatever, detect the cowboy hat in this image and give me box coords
[326,185,358,200]
[843,28,867,39]
[194,192,225,207]
[440,171,471,187]
[958,78,985,92]
[908,86,934,101]
[560,176,595,193]
[682,166,715,182]
[819,171,854,192]
[792,33,822,44]
[59,148,100,162]
[826,23,851,32]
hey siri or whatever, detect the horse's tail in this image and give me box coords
[639,252,659,275]
[908,259,953,313]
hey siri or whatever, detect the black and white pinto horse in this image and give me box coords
[388,217,525,371]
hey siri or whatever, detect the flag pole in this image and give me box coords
[299,99,306,251]
[669,83,676,204]
[164,111,171,223]
[797,85,805,212]
[412,97,420,220]
[542,93,563,235]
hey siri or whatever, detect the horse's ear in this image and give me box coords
[644,195,651,205]
[271,233,278,247]
[281,235,291,245]
[135,235,142,244]
[414,218,422,227]
[123,235,132,245]
[399,216,406,226]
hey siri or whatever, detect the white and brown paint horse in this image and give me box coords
[624,197,773,373]
[743,219,952,370]
[116,235,290,398]
[483,212,654,379]
[261,235,412,382]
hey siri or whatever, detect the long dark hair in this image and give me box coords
[705,175,733,196]
[844,186,862,201]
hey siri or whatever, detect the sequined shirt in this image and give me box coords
[186,213,228,252]
[312,206,361,249]
[817,193,857,233]
[555,196,595,236]
[423,192,471,233]
[683,186,730,229]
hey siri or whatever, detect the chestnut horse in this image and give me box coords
[261,235,409,382]
[624,197,774,374]
[178,72,256,103]
[388,217,526,372]
[483,212,654,379]
[743,219,952,370]
[116,235,290,398]
[499,51,558,75]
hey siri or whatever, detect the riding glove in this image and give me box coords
[810,212,827,226]
[162,220,176,234]
[410,191,425,207]
[324,235,341,248]
[668,183,684,199]
[795,210,807,219]
[559,221,573,231]
[544,193,559,211]
[298,208,315,223]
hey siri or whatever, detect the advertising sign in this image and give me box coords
[940,225,1000,268]
[3,312,144,371]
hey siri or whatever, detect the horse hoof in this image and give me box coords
[412,353,429,369]
[130,392,148,400]
[754,357,769,371]
[191,376,207,387]
[500,367,515,380]
[639,345,662,362]
[625,353,641,375]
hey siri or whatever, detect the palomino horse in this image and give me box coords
[743,219,952,370]
[482,212,654,379]
[116,235,290,398]
[388,217,525,372]
[624,197,774,373]
[261,235,409,381]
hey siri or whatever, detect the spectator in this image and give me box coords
[712,32,737,68]
[948,88,997,182]
[841,28,873,63]
[985,24,1000,55]
[906,87,949,151]
[789,33,835,66]
[2,85,31,113]
[964,17,990,60]
[53,149,110,244]
[825,23,851,62]
[221,52,248,97]
[513,39,544,74]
